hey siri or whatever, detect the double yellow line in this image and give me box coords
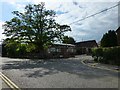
[0,72,21,90]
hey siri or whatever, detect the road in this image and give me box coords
[2,80,11,89]
[0,55,119,89]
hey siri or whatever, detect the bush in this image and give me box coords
[92,47,120,65]
[5,41,18,57]
[92,48,103,62]
[4,41,28,58]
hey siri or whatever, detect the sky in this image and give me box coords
[0,0,119,44]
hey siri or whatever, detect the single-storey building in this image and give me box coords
[75,40,98,55]
[48,43,76,58]
[116,27,120,45]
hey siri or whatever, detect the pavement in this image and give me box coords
[0,55,119,88]
[81,56,120,72]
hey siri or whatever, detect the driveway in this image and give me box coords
[1,55,119,88]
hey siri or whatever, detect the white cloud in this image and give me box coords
[0,0,119,42]
[0,21,5,41]
[54,2,118,42]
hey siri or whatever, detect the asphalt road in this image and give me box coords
[2,80,11,89]
[0,74,11,89]
[0,55,119,88]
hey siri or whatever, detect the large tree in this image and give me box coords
[62,36,75,44]
[3,2,71,53]
[101,30,118,47]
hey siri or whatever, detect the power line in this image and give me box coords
[68,3,120,25]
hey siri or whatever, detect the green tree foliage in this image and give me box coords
[101,30,118,47]
[62,36,75,44]
[3,2,71,53]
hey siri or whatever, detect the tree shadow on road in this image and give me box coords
[2,58,118,79]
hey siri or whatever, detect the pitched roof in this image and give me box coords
[49,43,75,47]
[53,43,75,47]
[75,40,98,47]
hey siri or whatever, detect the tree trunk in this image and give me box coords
[35,43,47,58]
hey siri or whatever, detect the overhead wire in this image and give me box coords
[67,3,120,25]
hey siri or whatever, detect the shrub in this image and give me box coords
[5,41,18,57]
[92,48,103,62]
[92,46,120,65]
[4,41,28,58]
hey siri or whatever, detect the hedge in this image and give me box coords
[92,46,120,65]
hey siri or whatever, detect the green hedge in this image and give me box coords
[4,42,27,58]
[92,47,120,65]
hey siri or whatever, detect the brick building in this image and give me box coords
[75,40,98,55]
[48,43,76,58]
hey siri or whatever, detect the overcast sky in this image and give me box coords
[0,0,119,43]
